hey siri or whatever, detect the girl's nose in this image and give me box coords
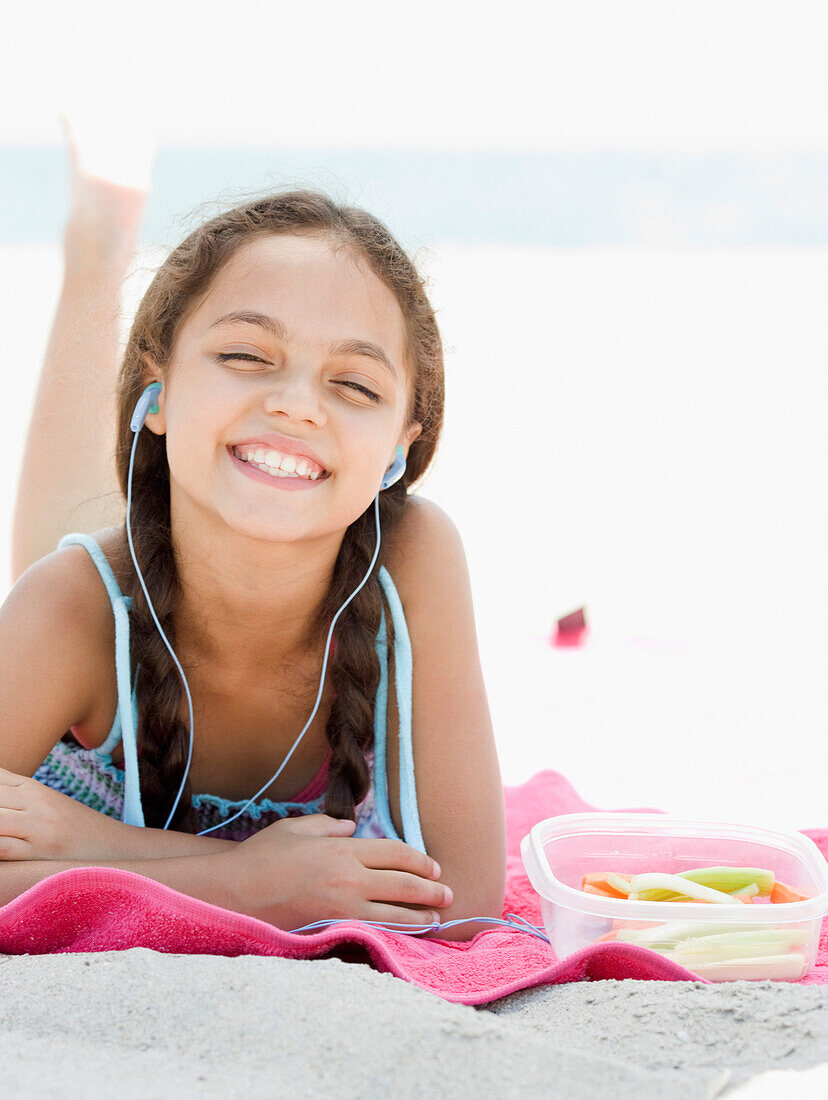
[262,371,326,426]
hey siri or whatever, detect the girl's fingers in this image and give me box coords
[361,902,441,928]
[0,808,25,836]
[0,833,31,860]
[0,767,25,786]
[277,815,356,839]
[364,869,453,910]
[352,838,440,881]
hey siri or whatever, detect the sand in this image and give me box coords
[0,950,826,1097]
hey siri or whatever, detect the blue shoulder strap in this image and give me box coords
[373,566,425,854]
[59,533,145,827]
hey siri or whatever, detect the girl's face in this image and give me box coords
[145,233,422,543]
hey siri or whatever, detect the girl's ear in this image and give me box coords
[140,352,167,435]
[403,421,423,452]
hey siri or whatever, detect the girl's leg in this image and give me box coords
[11,123,150,582]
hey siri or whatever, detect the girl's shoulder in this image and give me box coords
[384,495,465,606]
[42,525,131,630]
[13,524,125,630]
[58,524,133,593]
[0,527,124,774]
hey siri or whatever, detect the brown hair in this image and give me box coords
[113,191,444,831]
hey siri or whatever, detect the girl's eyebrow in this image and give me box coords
[207,310,398,379]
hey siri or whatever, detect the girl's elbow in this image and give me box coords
[430,888,507,943]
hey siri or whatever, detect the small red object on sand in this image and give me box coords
[551,606,588,648]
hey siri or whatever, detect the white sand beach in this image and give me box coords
[0,951,827,1097]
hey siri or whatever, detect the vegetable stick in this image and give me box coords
[677,867,775,896]
[580,875,629,899]
[615,921,757,945]
[630,874,749,904]
[664,953,808,981]
[604,873,634,896]
[769,880,811,904]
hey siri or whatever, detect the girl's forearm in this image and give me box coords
[104,819,238,859]
[0,851,240,913]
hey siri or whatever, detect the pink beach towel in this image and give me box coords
[1,770,826,1006]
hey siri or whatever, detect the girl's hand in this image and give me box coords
[221,813,454,931]
[0,767,124,862]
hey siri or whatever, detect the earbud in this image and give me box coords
[130,382,162,433]
[380,445,406,491]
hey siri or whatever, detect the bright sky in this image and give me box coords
[3,0,828,151]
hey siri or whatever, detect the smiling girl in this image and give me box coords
[0,149,505,939]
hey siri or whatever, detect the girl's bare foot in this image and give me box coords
[60,115,154,281]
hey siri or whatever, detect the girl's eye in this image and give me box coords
[215,354,380,404]
[335,380,381,404]
[215,352,266,367]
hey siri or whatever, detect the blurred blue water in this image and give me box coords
[3,146,828,248]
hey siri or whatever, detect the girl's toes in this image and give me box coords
[60,112,155,272]
[61,110,156,192]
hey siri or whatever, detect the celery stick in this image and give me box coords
[677,866,775,896]
[637,882,760,903]
[731,883,760,898]
[669,943,798,961]
[621,926,809,962]
[614,921,756,945]
[630,874,742,904]
[631,889,683,902]
[667,932,809,960]
[604,873,632,896]
[664,953,808,981]
[676,928,809,949]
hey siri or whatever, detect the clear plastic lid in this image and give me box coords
[521,812,828,924]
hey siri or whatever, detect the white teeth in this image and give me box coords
[233,445,325,480]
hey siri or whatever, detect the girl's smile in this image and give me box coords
[227,445,332,490]
[230,429,330,474]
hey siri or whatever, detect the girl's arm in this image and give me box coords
[0,851,239,911]
[0,549,235,861]
[384,499,507,942]
[0,814,451,933]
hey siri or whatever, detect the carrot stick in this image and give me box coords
[582,883,619,898]
[769,880,811,904]
[581,873,633,898]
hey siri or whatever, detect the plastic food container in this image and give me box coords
[521,812,828,982]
